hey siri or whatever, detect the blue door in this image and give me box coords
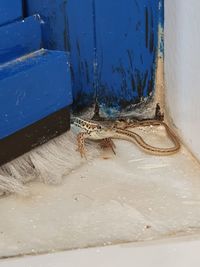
[26,0,164,116]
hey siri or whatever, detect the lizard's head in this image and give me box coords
[72,117,100,132]
[71,117,115,139]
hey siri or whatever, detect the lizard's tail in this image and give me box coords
[112,126,180,156]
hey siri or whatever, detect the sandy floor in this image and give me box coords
[0,125,200,258]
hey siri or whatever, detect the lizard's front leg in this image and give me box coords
[76,132,88,159]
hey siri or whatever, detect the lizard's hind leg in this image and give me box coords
[100,138,116,155]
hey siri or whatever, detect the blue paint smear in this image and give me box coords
[159,0,164,28]
[158,0,164,55]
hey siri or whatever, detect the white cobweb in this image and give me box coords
[0,131,100,196]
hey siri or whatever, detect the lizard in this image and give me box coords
[71,117,181,158]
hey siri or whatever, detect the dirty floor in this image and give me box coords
[0,125,200,258]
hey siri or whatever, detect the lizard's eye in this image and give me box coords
[97,125,102,130]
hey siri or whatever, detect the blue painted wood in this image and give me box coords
[66,0,95,109]
[95,0,160,112]
[25,0,163,114]
[0,49,72,139]
[0,15,42,64]
[25,0,69,51]
[26,0,95,110]
[0,0,22,26]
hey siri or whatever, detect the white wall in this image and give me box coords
[165,0,200,160]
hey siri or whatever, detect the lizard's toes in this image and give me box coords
[77,147,87,159]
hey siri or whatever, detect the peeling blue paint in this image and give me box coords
[158,0,164,56]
